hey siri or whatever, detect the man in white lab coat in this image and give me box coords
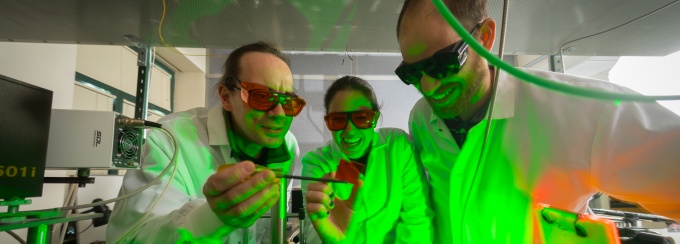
[107,42,304,243]
[395,0,680,243]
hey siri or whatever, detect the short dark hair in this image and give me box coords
[324,76,381,114]
[396,0,488,38]
[219,41,290,90]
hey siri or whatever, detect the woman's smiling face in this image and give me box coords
[327,89,376,159]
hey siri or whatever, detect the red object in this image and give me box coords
[335,159,365,185]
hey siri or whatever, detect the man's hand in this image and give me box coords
[305,172,362,244]
[202,161,280,228]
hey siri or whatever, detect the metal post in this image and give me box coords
[27,224,50,244]
[133,42,153,154]
[549,54,564,73]
[271,178,287,244]
[123,34,153,122]
[298,207,306,244]
[523,55,547,68]
[134,45,153,121]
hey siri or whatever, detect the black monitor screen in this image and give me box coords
[0,74,53,200]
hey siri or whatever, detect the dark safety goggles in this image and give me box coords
[324,110,379,132]
[394,24,480,86]
[231,79,306,117]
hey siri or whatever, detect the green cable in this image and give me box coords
[432,0,680,102]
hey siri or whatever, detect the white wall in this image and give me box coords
[174,72,207,111]
[175,48,207,73]
[155,47,207,74]
[0,42,76,109]
[609,50,680,116]
[0,42,77,243]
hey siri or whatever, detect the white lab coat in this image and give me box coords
[301,128,434,243]
[107,106,299,243]
[410,68,680,243]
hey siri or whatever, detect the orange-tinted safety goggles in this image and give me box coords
[233,79,306,117]
[323,110,378,131]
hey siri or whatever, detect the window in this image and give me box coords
[73,83,115,111]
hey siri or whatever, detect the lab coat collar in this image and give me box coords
[329,128,388,163]
[429,68,516,124]
[208,105,292,165]
[207,105,231,146]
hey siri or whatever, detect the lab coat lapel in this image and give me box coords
[449,118,507,242]
[360,130,389,222]
[432,112,459,148]
[344,130,388,243]
[447,71,517,217]
[207,106,236,165]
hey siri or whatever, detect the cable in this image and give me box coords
[115,126,179,242]
[78,222,94,235]
[118,117,163,129]
[432,0,680,102]
[59,183,78,243]
[5,230,26,244]
[288,228,300,242]
[158,0,187,56]
[559,0,680,72]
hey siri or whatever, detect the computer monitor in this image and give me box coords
[0,74,53,200]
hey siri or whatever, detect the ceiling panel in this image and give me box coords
[0,0,679,56]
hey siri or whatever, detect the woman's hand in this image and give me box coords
[305,172,363,244]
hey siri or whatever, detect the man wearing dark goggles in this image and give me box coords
[395,23,479,87]
[396,21,489,121]
[108,42,303,243]
[395,0,512,241]
[396,0,680,243]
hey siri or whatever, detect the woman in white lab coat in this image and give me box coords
[302,76,433,244]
